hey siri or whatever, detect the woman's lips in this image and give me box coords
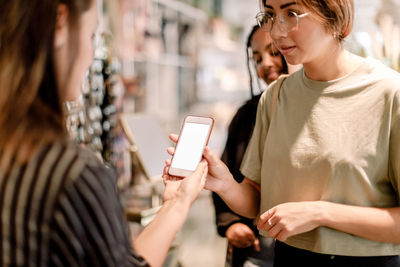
[279,46,296,55]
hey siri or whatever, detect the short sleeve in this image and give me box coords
[389,89,400,197]
[240,82,276,184]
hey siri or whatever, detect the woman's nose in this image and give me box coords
[261,53,274,67]
[270,18,288,40]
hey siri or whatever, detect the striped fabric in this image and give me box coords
[0,141,148,266]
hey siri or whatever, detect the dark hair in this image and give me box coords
[246,25,288,97]
[0,0,93,169]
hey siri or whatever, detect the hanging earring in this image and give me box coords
[333,31,340,40]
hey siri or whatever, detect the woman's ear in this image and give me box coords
[54,4,69,49]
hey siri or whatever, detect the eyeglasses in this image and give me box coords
[255,11,309,33]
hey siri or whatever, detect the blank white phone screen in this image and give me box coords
[170,122,211,171]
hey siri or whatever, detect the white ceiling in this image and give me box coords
[220,0,390,34]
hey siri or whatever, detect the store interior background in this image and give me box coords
[66,0,400,266]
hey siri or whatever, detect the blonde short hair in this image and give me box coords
[262,0,354,42]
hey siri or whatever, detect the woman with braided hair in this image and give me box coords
[212,25,288,267]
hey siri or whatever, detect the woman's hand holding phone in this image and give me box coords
[163,131,209,205]
[166,133,236,196]
[162,155,208,206]
[166,133,261,219]
[168,116,213,177]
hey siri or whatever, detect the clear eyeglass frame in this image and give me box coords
[255,11,309,33]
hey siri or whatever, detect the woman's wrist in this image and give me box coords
[215,172,237,197]
[162,196,191,218]
[314,201,330,227]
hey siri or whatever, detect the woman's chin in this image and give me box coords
[263,72,280,84]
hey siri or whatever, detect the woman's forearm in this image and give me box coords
[133,198,190,267]
[216,178,260,219]
[319,201,400,243]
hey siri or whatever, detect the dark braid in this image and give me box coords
[246,25,261,98]
[281,54,289,75]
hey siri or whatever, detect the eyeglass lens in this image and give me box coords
[257,11,300,33]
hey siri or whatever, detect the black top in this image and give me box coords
[0,141,148,266]
[212,94,262,236]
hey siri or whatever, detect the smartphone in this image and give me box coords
[168,115,214,177]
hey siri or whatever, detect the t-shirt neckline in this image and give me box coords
[301,58,371,93]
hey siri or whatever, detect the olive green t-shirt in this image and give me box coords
[240,57,400,256]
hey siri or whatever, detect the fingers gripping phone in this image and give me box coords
[168,115,214,177]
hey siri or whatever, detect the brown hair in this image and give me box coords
[263,0,354,42]
[0,0,93,169]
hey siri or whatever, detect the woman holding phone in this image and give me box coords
[165,0,400,266]
[0,0,208,266]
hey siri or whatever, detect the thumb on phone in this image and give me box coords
[179,160,208,205]
[192,159,208,185]
[203,146,220,165]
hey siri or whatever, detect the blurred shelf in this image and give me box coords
[153,0,208,21]
[133,53,196,68]
[126,206,161,226]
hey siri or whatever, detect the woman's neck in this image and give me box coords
[303,45,362,82]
